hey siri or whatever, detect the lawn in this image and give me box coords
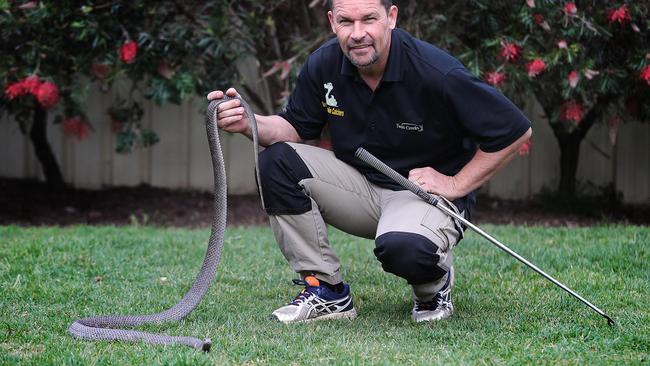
[1,224,648,365]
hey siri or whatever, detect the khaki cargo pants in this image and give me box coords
[261,142,464,300]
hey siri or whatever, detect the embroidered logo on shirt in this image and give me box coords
[396,122,424,132]
[322,82,345,117]
[324,82,338,107]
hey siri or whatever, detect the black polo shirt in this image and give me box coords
[278,28,531,214]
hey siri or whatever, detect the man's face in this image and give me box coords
[328,0,398,71]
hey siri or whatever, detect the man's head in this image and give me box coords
[327,0,392,12]
[327,0,398,74]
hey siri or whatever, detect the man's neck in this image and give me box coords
[359,72,382,92]
[358,38,391,92]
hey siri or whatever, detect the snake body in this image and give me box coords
[68,96,261,351]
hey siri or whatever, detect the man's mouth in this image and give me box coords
[349,44,373,50]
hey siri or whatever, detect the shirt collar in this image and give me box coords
[340,28,403,82]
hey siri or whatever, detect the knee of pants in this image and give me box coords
[258,142,313,216]
[373,232,447,285]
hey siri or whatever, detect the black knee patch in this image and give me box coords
[374,232,446,285]
[258,142,313,215]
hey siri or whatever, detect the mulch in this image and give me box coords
[1,178,648,228]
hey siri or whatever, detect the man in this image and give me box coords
[207,0,532,324]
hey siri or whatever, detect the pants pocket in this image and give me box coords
[420,200,463,253]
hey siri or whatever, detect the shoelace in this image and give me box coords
[415,298,439,312]
[289,279,315,305]
[415,287,451,312]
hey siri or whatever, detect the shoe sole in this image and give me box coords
[271,308,357,324]
[412,309,453,323]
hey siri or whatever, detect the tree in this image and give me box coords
[1,1,245,188]
[255,1,650,197]
[395,0,650,196]
[4,0,648,198]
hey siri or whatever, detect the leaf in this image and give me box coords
[115,130,136,154]
[175,72,195,101]
[140,129,159,148]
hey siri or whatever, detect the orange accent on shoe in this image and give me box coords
[304,276,320,287]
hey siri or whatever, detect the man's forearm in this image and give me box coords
[451,128,532,198]
[242,114,303,146]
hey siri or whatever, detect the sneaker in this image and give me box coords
[411,266,454,323]
[271,276,357,324]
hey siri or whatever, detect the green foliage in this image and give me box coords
[1,0,332,149]
[438,0,650,126]
[1,0,244,151]
[1,225,649,364]
[386,1,649,194]
[2,1,648,192]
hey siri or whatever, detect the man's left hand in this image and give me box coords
[408,167,460,200]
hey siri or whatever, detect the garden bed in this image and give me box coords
[1,177,648,227]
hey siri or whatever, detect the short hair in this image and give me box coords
[327,0,393,12]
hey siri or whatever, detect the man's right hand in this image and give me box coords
[206,87,251,135]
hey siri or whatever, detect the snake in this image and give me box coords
[68,95,262,351]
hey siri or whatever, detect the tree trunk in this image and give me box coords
[539,94,612,198]
[557,134,582,197]
[29,106,65,189]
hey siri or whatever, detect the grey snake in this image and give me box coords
[68,96,262,351]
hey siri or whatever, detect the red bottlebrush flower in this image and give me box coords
[4,75,41,100]
[608,5,631,25]
[4,82,25,100]
[563,2,577,15]
[568,70,580,88]
[91,63,109,80]
[518,138,532,156]
[157,62,175,79]
[526,59,546,78]
[22,75,41,94]
[640,65,650,86]
[500,41,521,62]
[18,1,38,9]
[583,68,600,80]
[485,71,506,87]
[119,40,137,64]
[35,81,60,109]
[561,100,584,123]
[62,117,79,136]
[532,14,552,31]
[62,116,91,140]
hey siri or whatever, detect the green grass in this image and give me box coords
[1,224,648,365]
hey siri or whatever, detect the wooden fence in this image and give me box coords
[1,83,648,203]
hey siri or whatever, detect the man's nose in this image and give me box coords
[350,21,366,41]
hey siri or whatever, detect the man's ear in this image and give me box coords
[328,10,336,33]
[387,5,398,29]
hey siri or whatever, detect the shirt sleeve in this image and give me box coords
[278,56,327,140]
[443,67,531,152]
